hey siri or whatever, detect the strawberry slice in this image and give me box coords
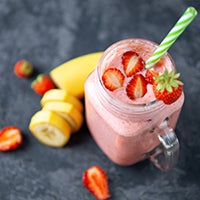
[153,70,183,104]
[145,70,158,84]
[82,165,111,200]
[0,126,23,151]
[122,51,144,77]
[102,68,124,91]
[126,74,147,100]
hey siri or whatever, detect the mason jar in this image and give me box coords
[84,38,184,171]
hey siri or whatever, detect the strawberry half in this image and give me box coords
[0,126,23,151]
[153,70,183,104]
[14,59,33,78]
[82,165,111,200]
[145,70,158,84]
[102,68,125,91]
[122,51,144,77]
[31,74,55,95]
[126,74,147,100]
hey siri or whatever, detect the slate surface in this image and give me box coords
[0,0,200,199]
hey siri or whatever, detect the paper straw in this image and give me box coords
[145,7,197,69]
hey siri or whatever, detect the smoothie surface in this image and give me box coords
[100,39,173,105]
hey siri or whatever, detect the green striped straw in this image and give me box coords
[145,7,197,69]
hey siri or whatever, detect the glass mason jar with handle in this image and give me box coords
[84,38,184,171]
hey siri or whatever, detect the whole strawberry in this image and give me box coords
[32,74,55,95]
[14,59,33,78]
[153,70,183,104]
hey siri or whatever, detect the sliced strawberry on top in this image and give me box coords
[82,165,111,200]
[122,51,144,77]
[153,70,183,104]
[102,68,125,91]
[0,126,23,152]
[145,70,159,84]
[126,74,147,100]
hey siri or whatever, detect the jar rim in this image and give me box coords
[96,38,175,113]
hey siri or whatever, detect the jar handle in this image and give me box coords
[149,120,179,171]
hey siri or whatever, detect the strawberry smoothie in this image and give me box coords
[84,38,184,168]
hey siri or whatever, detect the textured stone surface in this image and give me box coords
[0,0,200,199]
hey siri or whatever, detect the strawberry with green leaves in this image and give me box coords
[14,59,33,78]
[32,74,55,95]
[153,70,183,104]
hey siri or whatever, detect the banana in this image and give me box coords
[29,52,102,147]
[42,101,83,133]
[29,110,71,147]
[50,52,102,99]
[40,89,83,112]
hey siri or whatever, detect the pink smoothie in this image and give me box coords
[84,38,184,166]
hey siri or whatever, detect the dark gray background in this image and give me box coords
[0,0,200,199]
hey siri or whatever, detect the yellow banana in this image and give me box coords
[42,101,83,133]
[50,52,102,98]
[29,110,71,147]
[29,52,103,147]
[40,89,83,112]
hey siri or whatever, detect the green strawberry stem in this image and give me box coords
[22,60,33,75]
[155,70,183,92]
